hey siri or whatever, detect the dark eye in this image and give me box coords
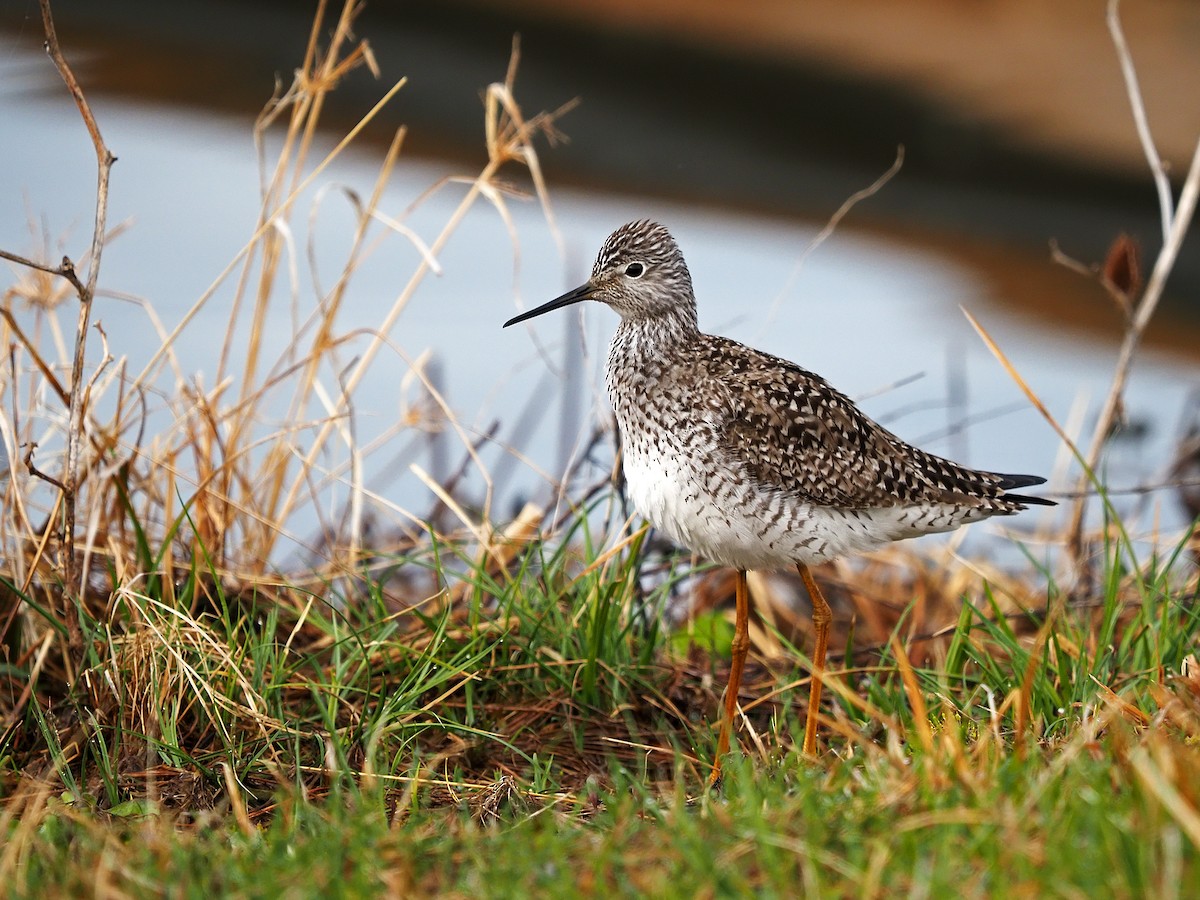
[625,262,645,278]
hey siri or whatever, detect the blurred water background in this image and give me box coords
[1,0,1197,562]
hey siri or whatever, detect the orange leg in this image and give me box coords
[709,568,750,787]
[799,563,832,756]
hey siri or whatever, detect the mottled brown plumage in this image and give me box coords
[698,334,1047,512]
[505,219,1053,780]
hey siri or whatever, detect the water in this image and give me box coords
[1,45,1196,565]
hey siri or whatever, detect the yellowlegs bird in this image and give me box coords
[504,220,1053,784]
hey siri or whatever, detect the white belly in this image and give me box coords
[622,442,967,570]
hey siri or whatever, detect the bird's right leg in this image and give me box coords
[798,563,831,756]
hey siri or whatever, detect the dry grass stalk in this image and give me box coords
[0,0,572,728]
[0,0,117,657]
[1057,0,1200,573]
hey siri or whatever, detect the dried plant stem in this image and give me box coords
[23,0,117,657]
[135,77,406,394]
[1065,98,1200,564]
[275,47,570,532]
[275,169,490,528]
[763,145,905,329]
[1108,0,1173,243]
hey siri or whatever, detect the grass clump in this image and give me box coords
[3,492,1198,896]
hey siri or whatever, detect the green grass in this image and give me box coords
[3,508,1199,898]
[10,731,1194,898]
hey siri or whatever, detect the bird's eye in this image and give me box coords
[625,262,645,278]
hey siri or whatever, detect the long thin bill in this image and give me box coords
[503,282,593,327]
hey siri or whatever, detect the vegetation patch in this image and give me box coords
[2,1,1198,895]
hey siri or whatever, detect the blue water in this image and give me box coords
[1,47,1195,567]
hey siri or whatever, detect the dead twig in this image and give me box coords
[0,249,85,296]
[1108,1,1174,243]
[23,444,66,493]
[0,1,120,658]
[1062,0,1200,573]
[762,145,905,331]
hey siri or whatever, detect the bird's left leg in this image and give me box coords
[709,568,750,787]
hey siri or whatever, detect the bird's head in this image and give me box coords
[504,220,696,327]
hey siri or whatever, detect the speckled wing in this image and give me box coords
[702,336,1046,512]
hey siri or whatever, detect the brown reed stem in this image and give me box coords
[38,0,117,658]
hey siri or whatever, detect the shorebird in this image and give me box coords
[504,220,1053,784]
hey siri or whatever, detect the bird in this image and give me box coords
[504,220,1054,785]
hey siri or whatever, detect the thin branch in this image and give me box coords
[0,308,70,405]
[36,0,117,655]
[1130,141,1200,336]
[1108,0,1172,242]
[1049,238,1134,322]
[23,443,66,492]
[1066,133,1200,560]
[0,248,86,295]
[762,146,905,330]
[1064,5,1200,568]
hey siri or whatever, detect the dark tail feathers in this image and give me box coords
[994,472,1056,507]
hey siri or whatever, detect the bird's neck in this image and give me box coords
[612,305,700,352]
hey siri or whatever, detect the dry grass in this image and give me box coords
[1,0,564,705]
